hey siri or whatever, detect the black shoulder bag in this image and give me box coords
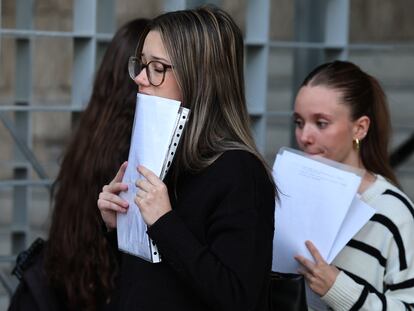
[270,271,308,311]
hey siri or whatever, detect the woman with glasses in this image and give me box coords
[293,60,414,310]
[98,5,276,311]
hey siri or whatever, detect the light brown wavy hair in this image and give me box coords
[44,18,149,310]
[136,5,275,190]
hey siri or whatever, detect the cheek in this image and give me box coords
[153,87,181,101]
[324,134,352,160]
[159,79,182,102]
[171,86,182,102]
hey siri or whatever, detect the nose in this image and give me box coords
[296,124,314,147]
[134,67,149,87]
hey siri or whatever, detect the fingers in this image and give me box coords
[98,180,129,215]
[305,240,325,264]
[295,255,315,272]
[97,162,129,229]
[136,165,167,201]
[297,267,315,282]
[98,191,129,212]
[103,182,128,195]
[138,165,162,185]
[295,241,338,296]
[111,161,128,184]
[135,195,144,207]
[136,178,152,193]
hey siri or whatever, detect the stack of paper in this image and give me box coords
[117,93,189,262]
[271,147,375,273]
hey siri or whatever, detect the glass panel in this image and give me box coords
[34,0,74,31]
[264,116,292,165]
[269,0,294,41]
[32,37,72,104]
[267,48,294,112]
[350,0,414,43]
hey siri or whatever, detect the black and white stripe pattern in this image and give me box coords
[320,175,414,310]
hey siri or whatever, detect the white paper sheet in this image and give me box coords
[305,194,375,310]
[117,93,182,261]
[271,147,375,273]
[328,195,375,262]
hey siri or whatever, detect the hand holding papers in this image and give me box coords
[117,93,189,262]
[272,147,375,273]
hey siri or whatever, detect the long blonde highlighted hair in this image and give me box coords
[137,5,275,189]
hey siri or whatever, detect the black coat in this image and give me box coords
[117,150,276,311]
[8,238,119,311]
[8,240,61,311]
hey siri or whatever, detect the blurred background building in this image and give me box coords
[1,0,414,308]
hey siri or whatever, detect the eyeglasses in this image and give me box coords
[128,56,172,87]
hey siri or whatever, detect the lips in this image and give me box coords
[304,149,324,157]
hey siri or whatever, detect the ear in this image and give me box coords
[353,115,370,141]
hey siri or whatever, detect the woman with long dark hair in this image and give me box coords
[9,18,149,311]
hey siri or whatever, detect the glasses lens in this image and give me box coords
[128,57,141,80]
[128,58,169,86]
[147,61,166,86]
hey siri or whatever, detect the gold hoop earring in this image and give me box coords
[353,138,360,151]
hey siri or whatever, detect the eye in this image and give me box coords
[316,120,329,129]
[293,118,304,129]
[150,62,165,73]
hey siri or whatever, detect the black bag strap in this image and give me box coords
[10,238,61,311]
[12,238,45,280]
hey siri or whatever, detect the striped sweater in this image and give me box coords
[320,175,414,310]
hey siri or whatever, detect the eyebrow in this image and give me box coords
[141,53,170,64]
[293,112,332,119]
[292,112,301,118]
[313,113,332,119]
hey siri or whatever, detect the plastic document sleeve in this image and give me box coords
[149,106,190,262]
[117,93,190,263]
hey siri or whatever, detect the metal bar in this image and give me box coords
[0,105,84,112]
[0,256,17,263]
[0,270,15,296]
[16,0,33,30]
[0,112,49,182]
[266,40,411,51]
[246,0,270,42]
[390,133,414,168]
[0,179,53,187]
[0,29,112,40]
[97,0,115,33]
[163,0,186,11]
[3,31,413,51]
[74,0,97,33]
[292,0,327,147]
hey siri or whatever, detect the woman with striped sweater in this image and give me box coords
[293,60,414,310]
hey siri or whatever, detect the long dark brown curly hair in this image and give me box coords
[44,18,148,310]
